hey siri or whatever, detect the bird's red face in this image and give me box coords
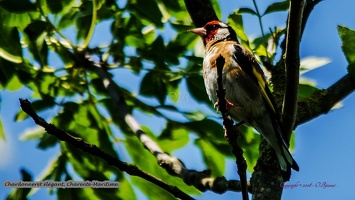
[189,20,236,45]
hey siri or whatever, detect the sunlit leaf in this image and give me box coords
[238,7,257,16]
[19,127,45,141]
[227,11,249,45]
[6,76,22,91]
[117,177,137,200]
[262,0,289,16]
[210,0,222,20]
[237,125,260,172]
[298,83,318,100]
[338,26,355,79]
[0,120,5,141]
[158,122,189,152]
[300,56,331,75]
[126,133,199,198]
[195,138,225,176]
[0,26,22,63]
[183,110,207,121]
[0,8,39,29]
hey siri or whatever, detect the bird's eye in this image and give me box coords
[211,25,218,29]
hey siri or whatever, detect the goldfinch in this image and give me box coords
[189,20,299,180]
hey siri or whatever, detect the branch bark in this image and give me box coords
[282,0,304,141]
[296,74,355,126]
[19,99,194,200]
[216,55,249,200]
[184,0,219,27]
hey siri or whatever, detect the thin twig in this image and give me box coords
[282,0,304,141]
[19,98,194,200]
[215,55,249,200]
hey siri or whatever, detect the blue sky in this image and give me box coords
[1,0,355,199]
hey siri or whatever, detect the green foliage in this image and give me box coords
[1,0,351,199]
[338,26,355,80]
[0,120,5,141]
[6,169,32,200]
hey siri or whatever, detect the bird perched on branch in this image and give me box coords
[189,20,299,180]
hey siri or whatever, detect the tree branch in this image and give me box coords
[184,0,219,27]
[84,53,248,194]
[18,99,193,200]
[296,74,355,126]
[216,55,249,200]
[282,0,304,141]
[280,0,322,54]
[301,0,323,37]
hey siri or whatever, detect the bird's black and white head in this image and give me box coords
[189,20,238,46]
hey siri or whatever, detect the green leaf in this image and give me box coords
[338,25,355,64]
[0,0,36,13]
[38,134,58,149]
[6,169,33,200]
[227,11,249,44]
[236,125,260,171]
[0,58,17,88]
[300,56,331,75]
[117,177,137,200]
[6,76,22,91]
[262,0,290,16]
[0,120,5,141]
[23,21,50,66]
[0,8,39,29]
[139,71,167,104]
[185,75,210,104]
[289,131,296,152]
[19,127,45,141]
[238,7,258,16]
[210,0,222,20]
[130,0,163,27]
[338,26,355,79]
[46,0,64,14]
[75,1,93,41]
[298,80,318,100]
[0,26,22,63]
[126,132,199,197]
[195,138,225,176]
[183,110,207,121]
[158,122,189,152]
[37,153,67,182]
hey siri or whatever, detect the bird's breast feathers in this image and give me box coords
[203,41,266,123]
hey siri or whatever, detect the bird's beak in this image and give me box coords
[188,27,206,37]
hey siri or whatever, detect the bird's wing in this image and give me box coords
[232,44,279,119]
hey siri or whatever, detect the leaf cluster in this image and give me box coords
[1,0,355,199]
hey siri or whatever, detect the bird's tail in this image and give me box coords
[276,144,299,181]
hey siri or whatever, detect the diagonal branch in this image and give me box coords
[84,53,249,194]
[281,0,304,141]
[18,98,193,200]
[296,74,355,126]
